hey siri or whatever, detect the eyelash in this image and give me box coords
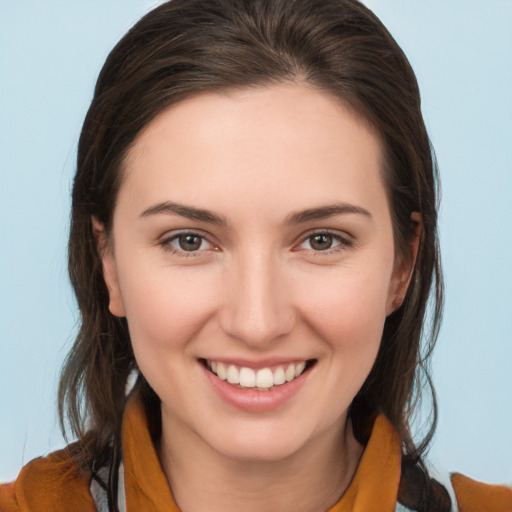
[295,230,353,255]
[159,231,217,257]
[158,229,353,257]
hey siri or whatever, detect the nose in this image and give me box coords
[218,250,296,347]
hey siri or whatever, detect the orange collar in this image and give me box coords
[121,399,402,512]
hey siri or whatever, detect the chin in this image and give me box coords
[197,417,321,463]
[214,435,305,463]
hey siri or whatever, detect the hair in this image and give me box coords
[60,0,443,480]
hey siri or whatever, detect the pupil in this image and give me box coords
[311,234,332,250]
[179,234,201,251]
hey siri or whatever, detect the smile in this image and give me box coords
[204,359,313,390]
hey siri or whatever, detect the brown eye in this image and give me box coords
[178,234,203,251]
[161,231,215,256]
[296,232,350,253]
[309,234,334,251]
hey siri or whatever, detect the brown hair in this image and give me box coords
[60,0,443,475]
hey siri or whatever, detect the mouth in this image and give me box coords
[201,359,316,391]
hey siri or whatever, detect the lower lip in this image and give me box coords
[202,363,311,412]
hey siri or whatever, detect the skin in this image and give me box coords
[95,84,417,512]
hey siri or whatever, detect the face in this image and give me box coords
[99,84,413,462]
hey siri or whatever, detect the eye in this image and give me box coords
[307,233,337,251]
[297,231,352,253]
[175,234,206,251]
[160,231,216,255]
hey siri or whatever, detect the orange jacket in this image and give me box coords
[1,399,511,511]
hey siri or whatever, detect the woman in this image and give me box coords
[1,0,510,511]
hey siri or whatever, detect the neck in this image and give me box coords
[158,411,363,512]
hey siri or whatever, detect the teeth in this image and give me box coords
[285,364,295,382]
[256,368,273,388]
[207,360,309,390]
[294,361,306,377]
[239,367,256,387]
[273,366,286,385]
[226,365,239,384]
[216,362,227,380]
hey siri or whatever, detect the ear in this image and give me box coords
[92,216,126,318]
[386,212,421,316]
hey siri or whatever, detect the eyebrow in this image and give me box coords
[140,201,228,226]
[140,200,371,226]
[286,203,372,224]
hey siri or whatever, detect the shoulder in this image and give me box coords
[398,456,511,512]
[451,472,512,512]
[0,444,95,512]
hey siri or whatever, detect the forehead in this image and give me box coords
[120,84,388,222]
[128,83,381,161]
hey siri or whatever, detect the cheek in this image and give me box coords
[116,263,224,409]
[116,261,221,356]
[296,264,392,391]
[279,267,391,434]
[298,265,392,342]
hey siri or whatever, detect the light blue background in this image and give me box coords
[1,0,511,484]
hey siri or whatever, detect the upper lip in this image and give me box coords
[200,357,315,370]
